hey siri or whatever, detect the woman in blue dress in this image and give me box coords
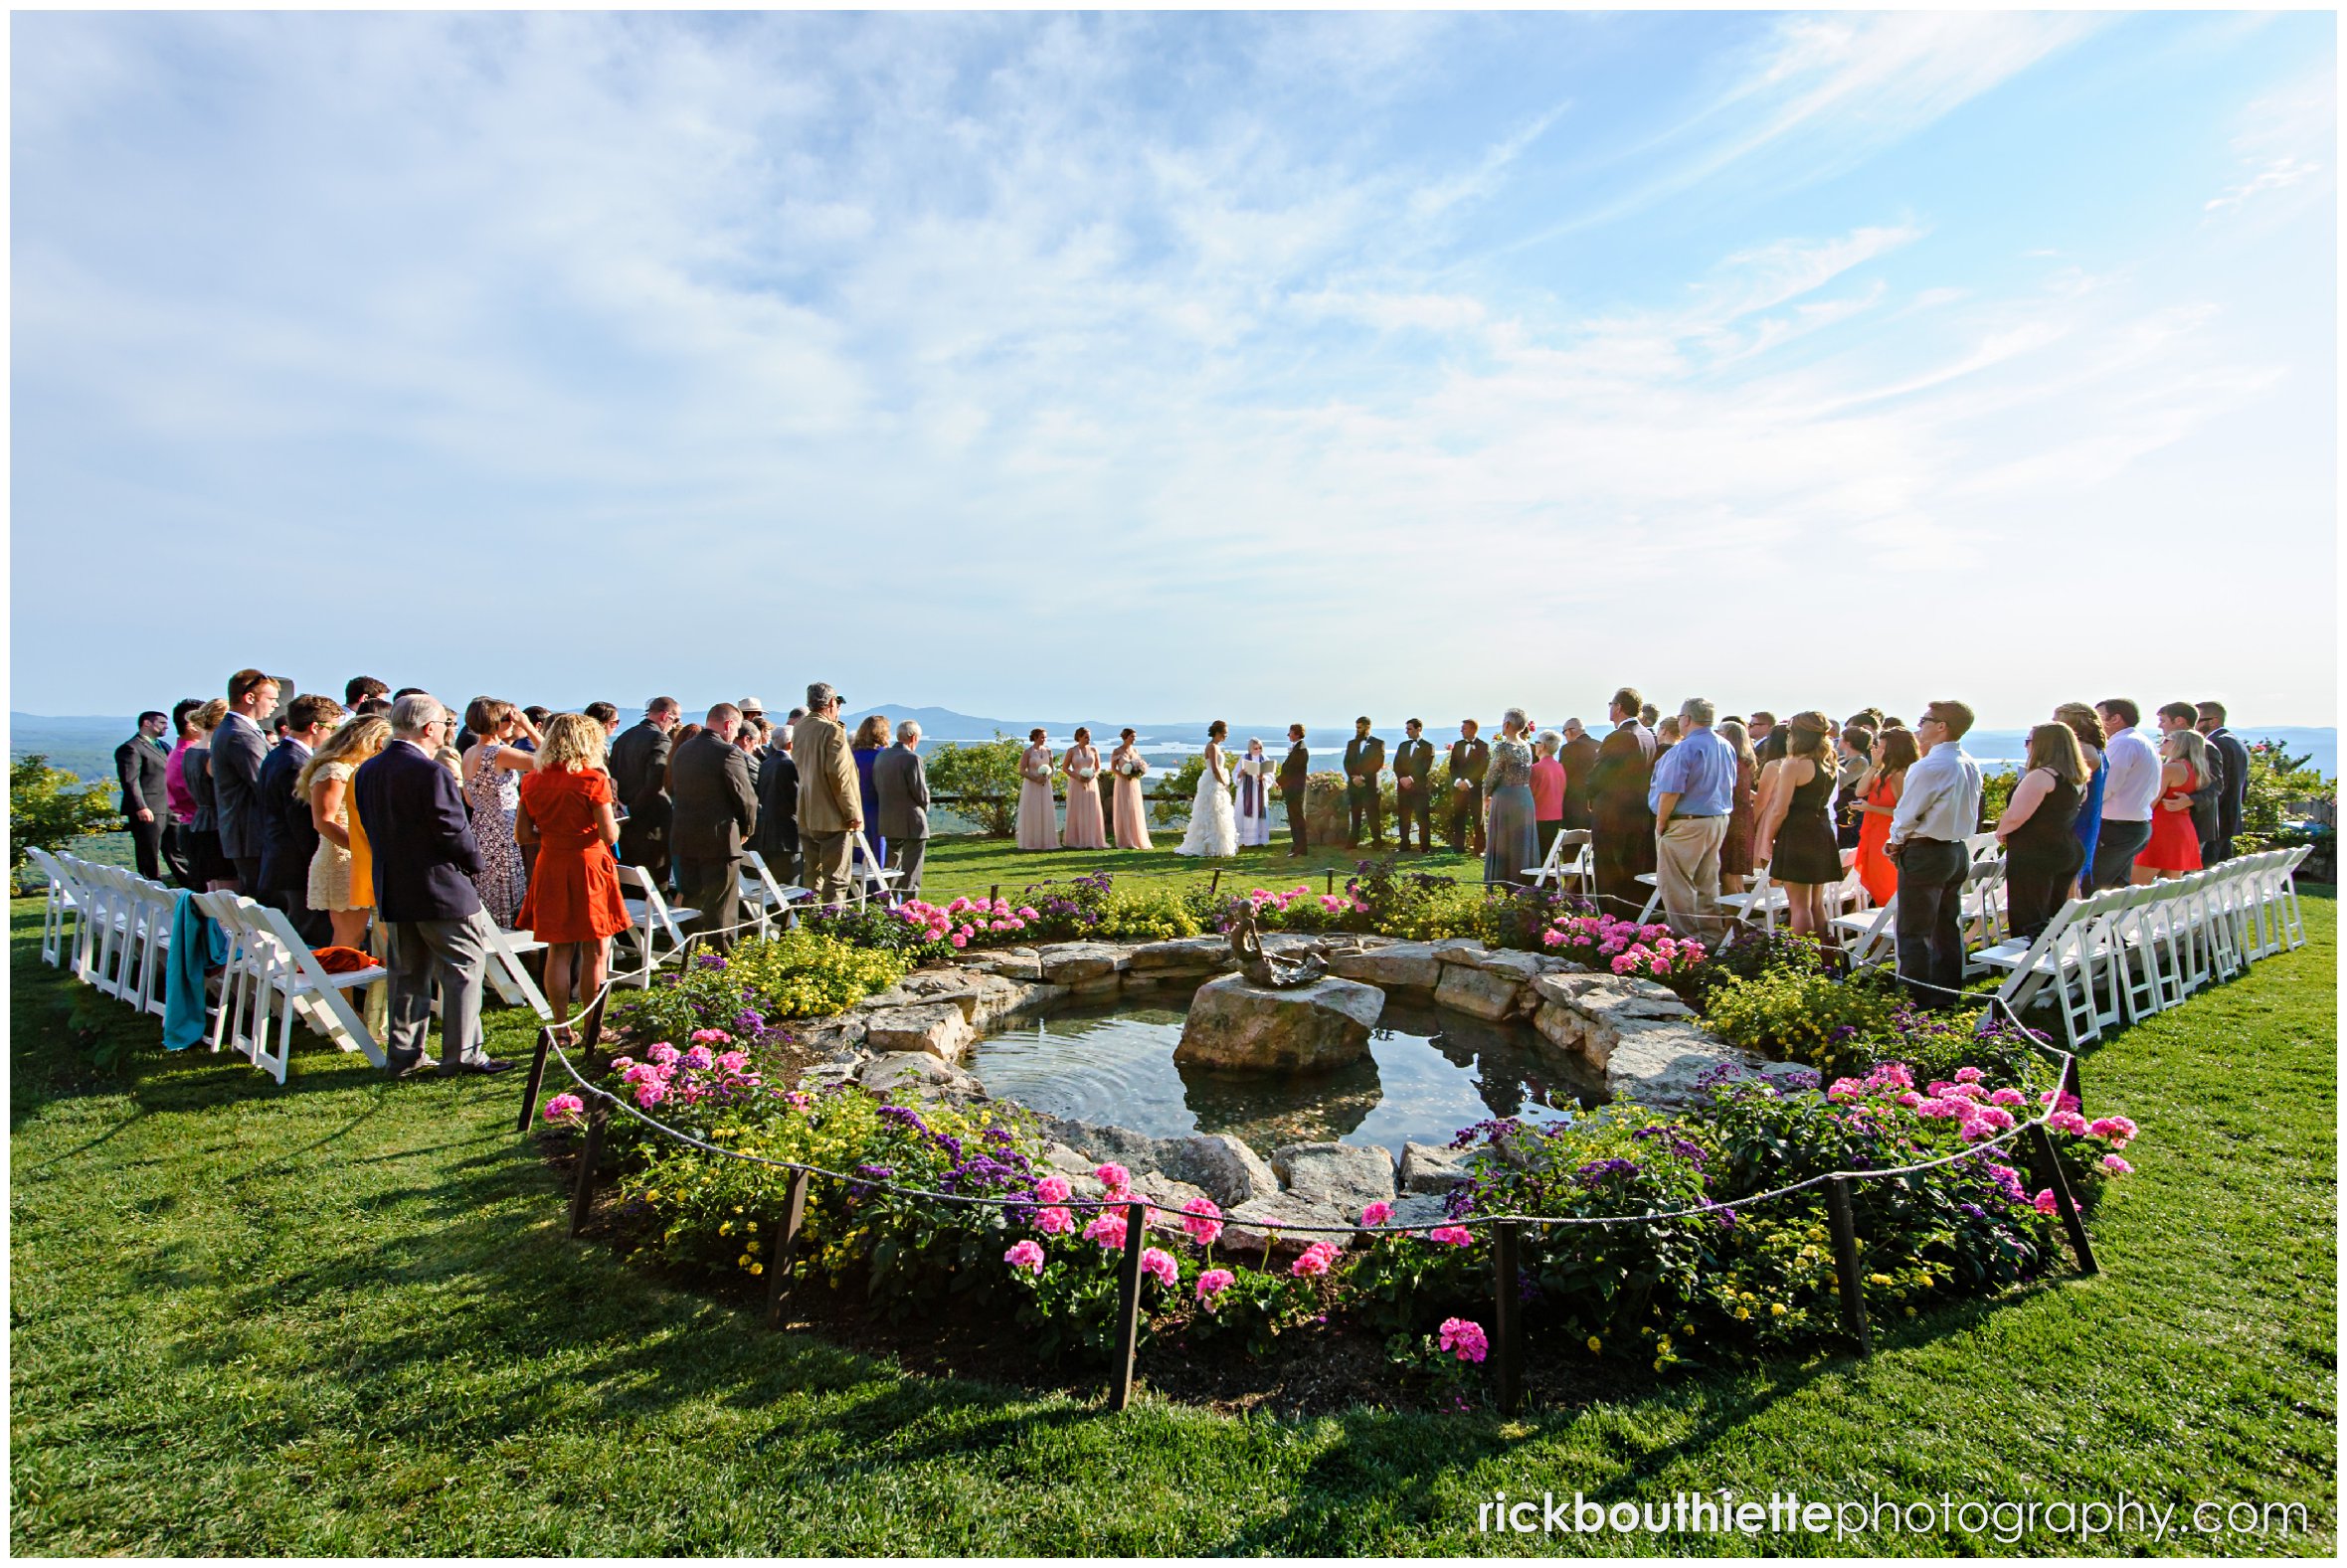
[1482,708,1539,888]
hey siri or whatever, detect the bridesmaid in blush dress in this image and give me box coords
[1015,729,1058,850]
[1110,729,1153,850]
[1060,728,1108,849]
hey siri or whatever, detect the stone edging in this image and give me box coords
[776,932,1806,1256]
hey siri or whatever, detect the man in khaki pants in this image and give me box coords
[794,682,863,907]
[1649,697,1736,944]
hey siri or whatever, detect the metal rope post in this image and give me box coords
[567,1102,608,1239]
[764,1169,812,1328]
[2026,1123,2098,1275]
[1493,1220,1523,1415]
[1825,1176,1869,1355]
[1107,1200,1148,1412]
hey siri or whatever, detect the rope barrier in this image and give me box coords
[527,900,2084,1239]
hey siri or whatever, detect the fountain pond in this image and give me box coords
[966,995,1607,1161]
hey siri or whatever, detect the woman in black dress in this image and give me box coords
[1753,710,1845,951]
[1996,723,2089,940]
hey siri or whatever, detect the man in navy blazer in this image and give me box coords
[211,668,279,891]
[256,693,344,946]
[353,693,510,1078]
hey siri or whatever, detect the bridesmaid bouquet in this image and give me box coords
[1114,756,1148,779]
[1072,764,1097,782]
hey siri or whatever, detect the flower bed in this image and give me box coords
[544,1010,2139,1405]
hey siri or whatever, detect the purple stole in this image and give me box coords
[1238,760,1267,817]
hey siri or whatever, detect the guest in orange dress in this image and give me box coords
[1852,727,1918,908]
[1060,728,1109,849]
[517,714,632,1036]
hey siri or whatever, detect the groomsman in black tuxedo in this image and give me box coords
[1278,725,1312,857]
[1587,686,1659,917]
[1344,717,1386,848]
[1391,719,1434,852]
[1446,720,1490,856]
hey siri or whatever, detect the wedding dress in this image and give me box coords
[1174,742,1239,858]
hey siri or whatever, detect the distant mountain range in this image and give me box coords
[13,709,2339,784]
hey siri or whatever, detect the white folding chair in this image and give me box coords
[193,891,270,1062]
[1833,895,1897,966]
[483,920,553,1020]
[1975,890,2115,1049]
[1965,831,2004,865]
[233,899,390,1081]
[738,848,812,938]
[1526,830,1590,891]
[115,870,177,1017]
[1715,864,1784,932]
[2272,845,2309,950]
[1959,859,2009,977]
[2203,864,2247,981]
[24,847,83,968]
[616,864,699,987]
[849,829,902,910]
[2239,849,2285,959]
[77,861,130,999]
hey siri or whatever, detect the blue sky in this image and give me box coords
[11,10,2336,728]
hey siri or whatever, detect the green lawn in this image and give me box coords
[914,831,1489,903]
[8,889,2336,1555]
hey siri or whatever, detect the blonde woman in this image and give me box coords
[298,715,393,949]
[515,714,631,1035]
[1752,711,1842,947]
[2134,729,2210,883]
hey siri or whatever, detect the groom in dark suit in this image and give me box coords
[1344,717,1386,849]
[353,693,510,1079]
[1391,719,1434,853]
[1278,725,1312,857]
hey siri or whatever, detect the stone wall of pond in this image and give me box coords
[780,933,1809,1257]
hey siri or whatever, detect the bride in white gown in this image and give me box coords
[1174,721,1239,858]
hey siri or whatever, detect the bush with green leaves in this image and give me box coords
[2239,738,2337,851]
[9,755,121,877]
[1700,962,1902,1081]
[610,931,908,1047]
[924,735,1026,837]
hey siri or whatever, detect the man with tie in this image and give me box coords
[610,696,680,884]
[114,711,173,881]
[2195,701,2252,864]
[257,693,345,944]
[669,703,759,948]
[1278,725,1312,857]
[1587,686,1659,918]
[1343,716,1386,849]
[1391,719,1434,853]
[1446,720,1490,856]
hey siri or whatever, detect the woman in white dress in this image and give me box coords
[1175,721,1239,858]
[1233,738,1274,848]
[1015,729,1058,851]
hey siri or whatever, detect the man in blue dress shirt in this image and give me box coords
[1649,697,1738,942]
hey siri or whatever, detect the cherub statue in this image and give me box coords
[1226,905,1327,988]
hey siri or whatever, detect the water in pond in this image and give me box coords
[968,998,1606,1160]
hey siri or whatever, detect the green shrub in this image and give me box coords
[925,735,1025,837]
[1702,964,1900,1080]
[612,930,908,1044]
[9,755,120,877]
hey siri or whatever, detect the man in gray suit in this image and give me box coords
[669,703,758,948]
[210,668,279,891]
[874,721,931,897]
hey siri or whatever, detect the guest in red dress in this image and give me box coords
[1852,727,1919,908]
[517,714,632,1036]
[2134,730,2209,883]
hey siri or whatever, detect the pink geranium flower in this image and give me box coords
[1989,1088,2027,1108]
[2049,1110,2090,1136]
[1033,1174,1072,1204]
[1290,1241,1340,1278]
[1140,1247,1177,1288]
[1031,1206,1074,1236]
[2033,1189,2060,1216]
[541,1092,584,1124]
[1438,1317,1489,1363]
[1954,1066,1985,1084]
[2100,1153,2135,1175]
[1003,1240,1045,1274]
[1181,1196,1223,1246]
[1082,1211,1128,1251]
[1195,1268,1235,1305]
[645,1041,680,1065]
[1427,1226,1473,1247]
[1359,1200,1393,1227]
[1094,1162,1131,1196]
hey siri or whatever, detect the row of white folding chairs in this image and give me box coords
[29,850,180,1016]
[1973,848,2310,1048]
[1831,855,2013,972]
[24,847,554,1076]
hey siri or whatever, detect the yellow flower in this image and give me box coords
[1586,1336,1603,1353]
[1903,1306,1915,1316]
[737,1254,753,1267]
[1869,1273,1893,1287]
[1738,1291,1756,1303]
[1735,1307,1750,1320]
[751,1263,764,1276]
[719,1222,733,1236]
[1917,1274,1933,1289]
[733,1205,744,1214]
[1656,1337,1672,1353]
[1770,1303,1787,1317]
[746,1220,759,1233]
[1652,1359,1664,1372]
